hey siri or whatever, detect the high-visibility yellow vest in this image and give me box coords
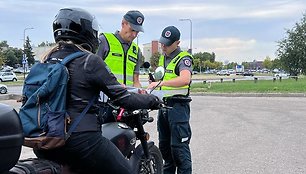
[103,33,139,86]
[158,51,193,97]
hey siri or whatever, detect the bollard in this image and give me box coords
[273,77,276,82]
[232,79,235,83]
[220,78,223,83]
[203,80,206,84]
[254,77,258,83]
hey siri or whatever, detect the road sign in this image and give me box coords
[22,54,27,64]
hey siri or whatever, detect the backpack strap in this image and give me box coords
[65,96,97,140]
[61,51,95,139]
[61,51,87,65]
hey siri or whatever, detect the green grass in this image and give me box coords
[3,74,306,94]
[191,77,306,93]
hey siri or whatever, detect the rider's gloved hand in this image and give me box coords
[150,95,163,110]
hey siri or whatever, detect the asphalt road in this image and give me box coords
[2,96,306,174]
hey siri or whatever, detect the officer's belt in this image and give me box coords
[163,95,192,106]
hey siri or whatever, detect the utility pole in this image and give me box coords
[23,27,34,80]
[179,18,192,54]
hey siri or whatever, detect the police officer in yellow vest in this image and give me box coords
[97,10,144,87]
[147,26,193,174]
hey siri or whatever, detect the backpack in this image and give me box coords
[19,51,94,150]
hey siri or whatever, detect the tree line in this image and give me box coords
[0,37,35,68]
[149,51,282,73]
[1,12,305,74]
[149,12,306,75]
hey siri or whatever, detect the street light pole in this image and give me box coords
[23,27,34,80]
[179,18,192,54]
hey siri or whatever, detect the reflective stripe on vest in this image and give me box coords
[158,51,192,97]
[103,33,139,86]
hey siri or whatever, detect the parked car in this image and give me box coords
[0,72,17,82]
[192,71,199,75]
[13,67,30,74]
[216,70,230,76]
[274,72,289,77]
[242,71,254,76]
[0,84,7,94]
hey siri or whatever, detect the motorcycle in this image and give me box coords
[0,66,166,174]
[102,102,163,174]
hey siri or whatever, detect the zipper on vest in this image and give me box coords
[123,46,128,85]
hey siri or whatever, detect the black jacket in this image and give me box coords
[48,44,160,132]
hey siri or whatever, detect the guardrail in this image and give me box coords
[200,75,300,84]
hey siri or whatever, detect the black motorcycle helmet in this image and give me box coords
[53,8,99,53]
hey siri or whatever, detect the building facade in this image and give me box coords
[142,40,162,62]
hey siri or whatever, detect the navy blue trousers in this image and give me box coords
[158,101,192,174]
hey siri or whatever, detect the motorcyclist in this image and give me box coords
[33,7,161,174]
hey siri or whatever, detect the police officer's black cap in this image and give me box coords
[159,26,180,46]
[123,10,144,32]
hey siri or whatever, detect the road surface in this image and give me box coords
[1,95,306,173]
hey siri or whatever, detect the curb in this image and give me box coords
[190,92,306,97]
[0,94,22,100]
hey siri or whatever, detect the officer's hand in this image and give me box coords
[147,81,160,90]
[138,88,147,94]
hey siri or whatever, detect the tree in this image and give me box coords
[4,49,18,66]
[192,51,217,71]
[193,58,200,71]
[0,41,9,50]
[271,58,282,70]
[24,36,35,65]
[2,48,23,67]
[203,60,216,70]
[211,52,216,62]
[262,56,273,70]
[193,52,214,63]
[277,12,306,75]
[149,52,161,71]
[223,62,236,70]
[0,52,4,66]
[0,41,9,66]
[242,62,250,70]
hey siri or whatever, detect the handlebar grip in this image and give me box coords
[147,117,154,122]
[149,73,155,82]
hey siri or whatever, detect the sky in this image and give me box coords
[0,0,305,63]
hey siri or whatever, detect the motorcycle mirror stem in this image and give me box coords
[149,66,165,94]
[148,72,155,82]
[149,80,162,94]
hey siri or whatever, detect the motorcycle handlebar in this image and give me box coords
[125,86,165,100]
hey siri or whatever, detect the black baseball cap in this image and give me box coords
[123,10,144,32]
[159,26,180,46]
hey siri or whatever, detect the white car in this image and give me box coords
[0,84,8,94]
[0,72,17,82]
[274,72,289,77]
[216,70,230,76]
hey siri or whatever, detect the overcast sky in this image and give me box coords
[0,0,305,63]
